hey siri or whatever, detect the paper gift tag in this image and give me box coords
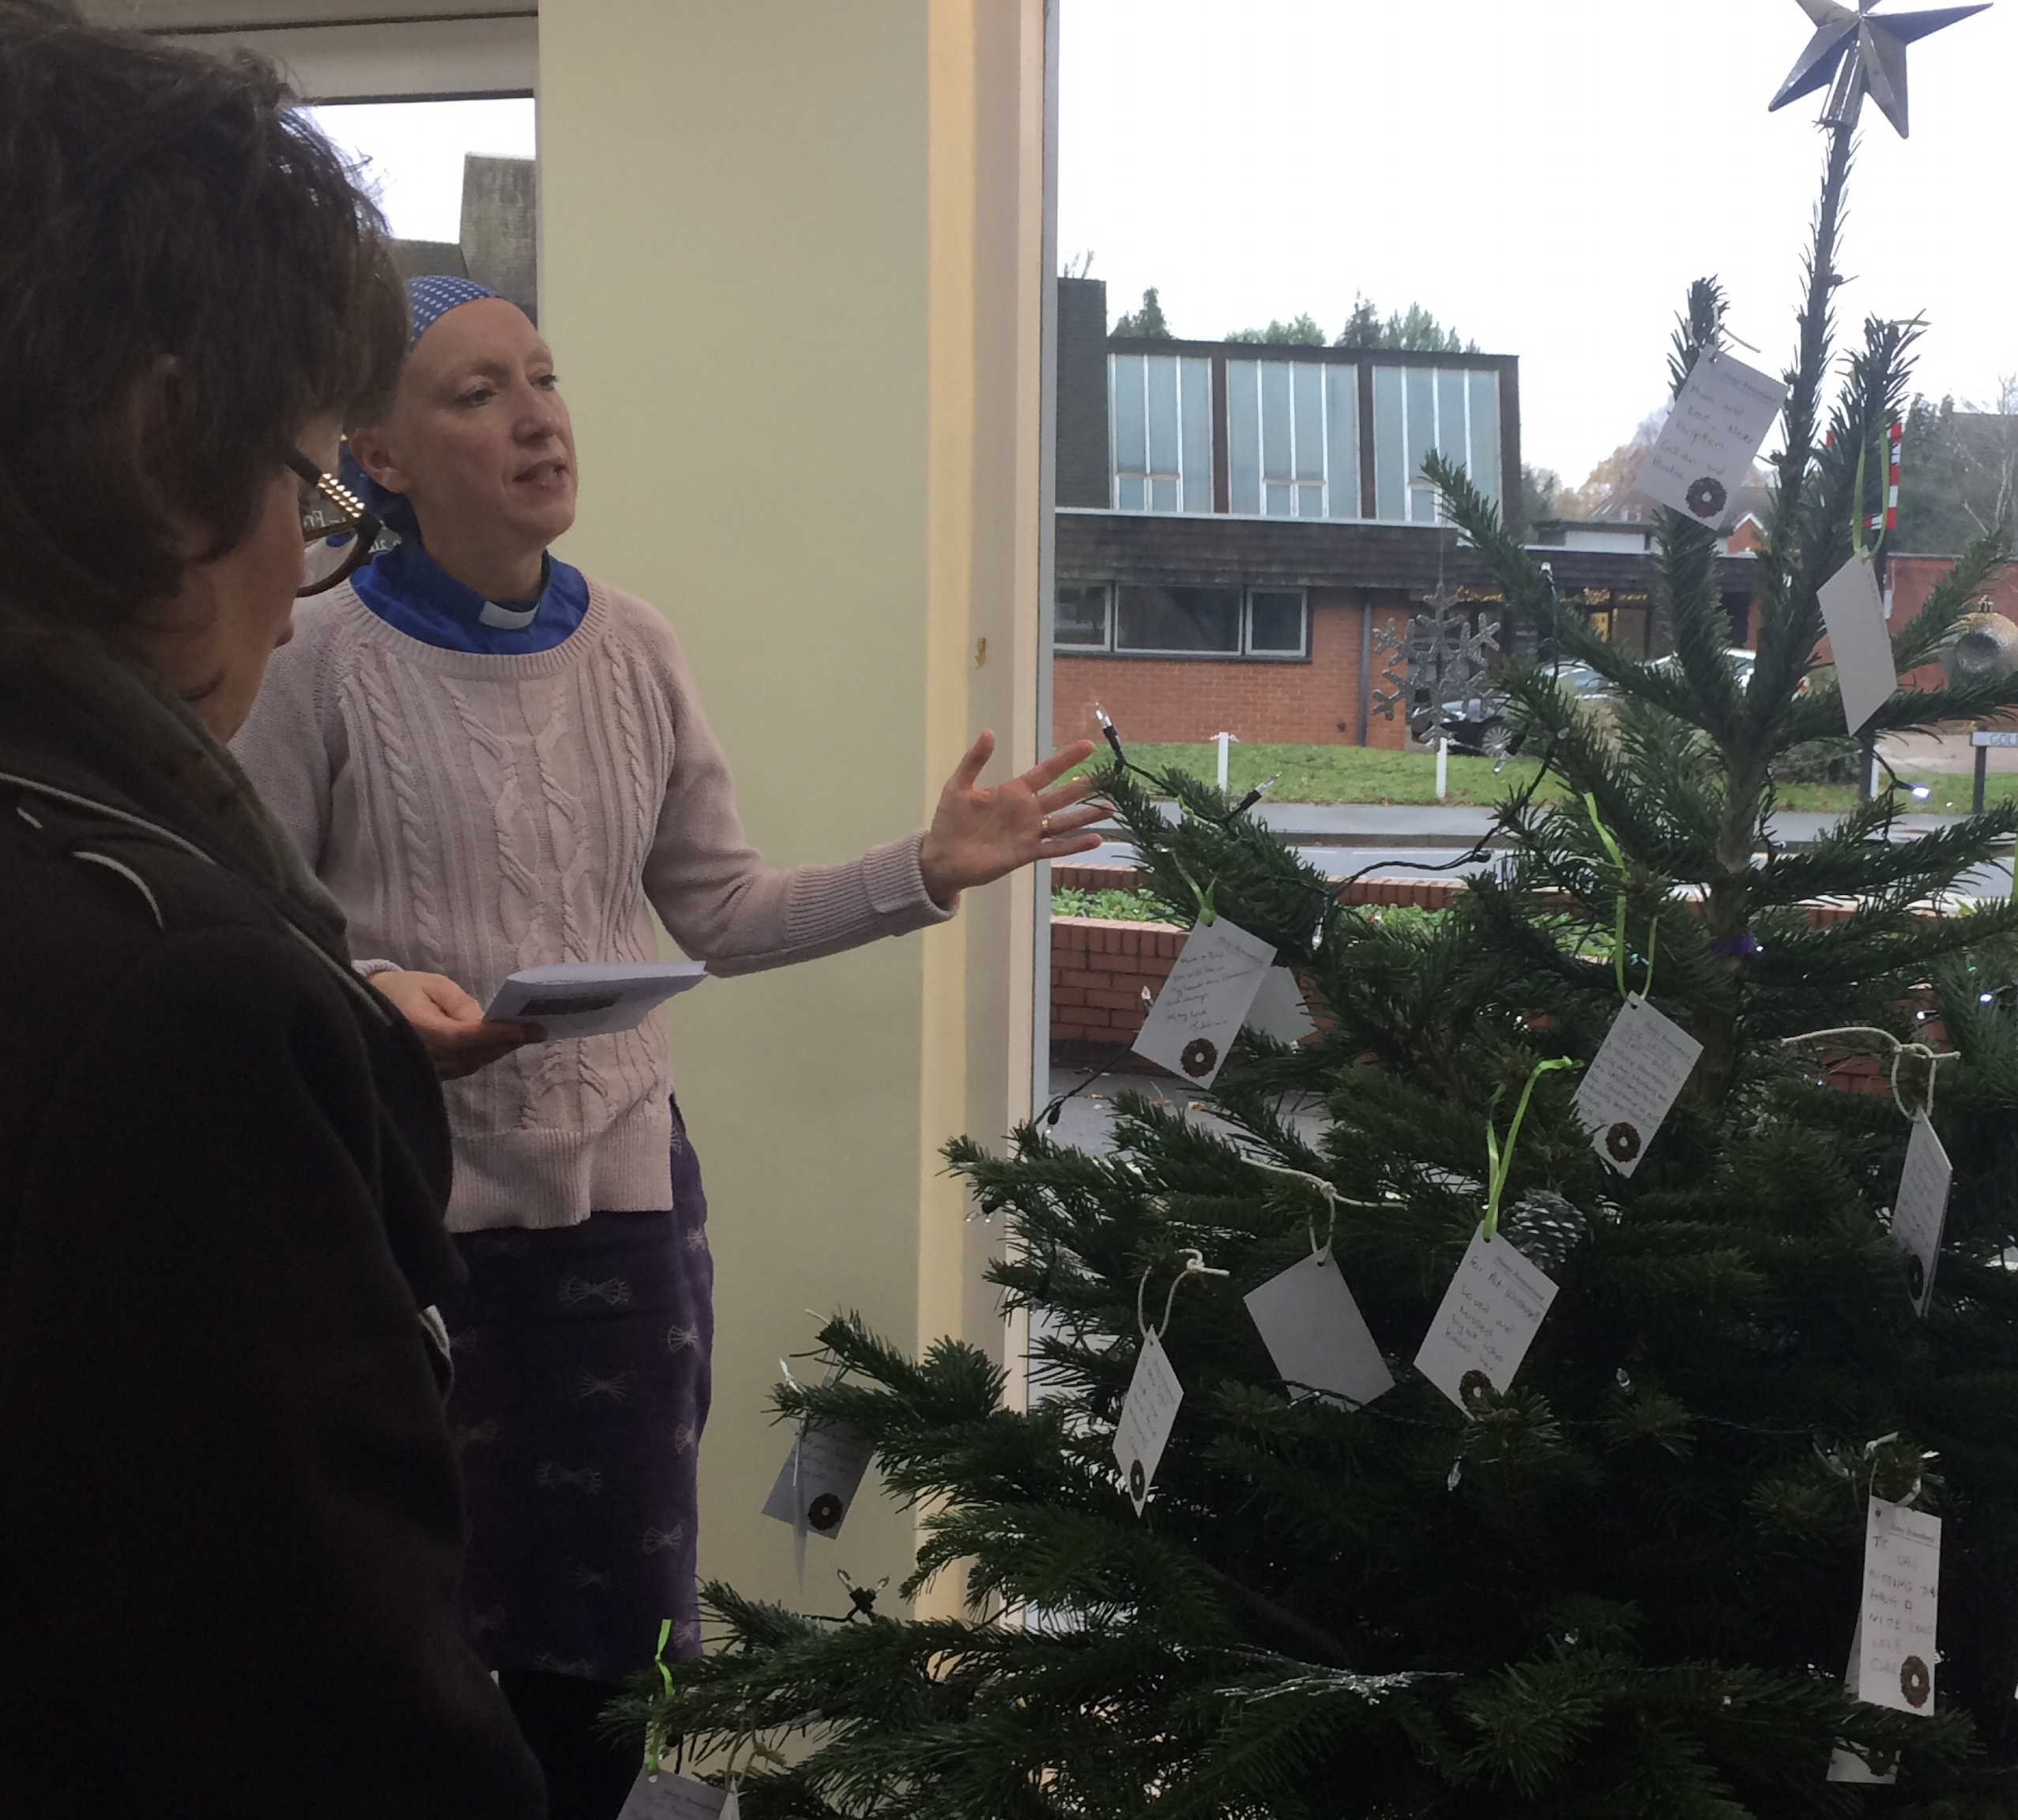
[1857,1497,1941,1717]
[619,1769,733,1819]
[1817,553,1898,735]
[1112,1329,1184,1515]
[1574,994,1703,1178]
[1244,1248,1393,1408]
[1414,1228,1558,1412]
[1244,967,1317,1044]
[761,1423,872,1540]
[1637,348,1787,525]
[1827,1616,1899,1782]
[1132,919,1276,1088]
[1890,1113,1952,1317]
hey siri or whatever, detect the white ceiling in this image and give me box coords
[80,1,536,100]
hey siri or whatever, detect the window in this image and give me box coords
[1115,585,1241,652]
[1054,583,1109,647]
[1110,353,1211,513]
[1371,364,1500,523]
[1226,359,1357,519]
[1053,585,1307,658]
[1247,589,1308,655]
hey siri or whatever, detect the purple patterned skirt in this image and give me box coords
[440,1106,713,1682]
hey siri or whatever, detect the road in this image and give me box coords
[1082,801,2018,898]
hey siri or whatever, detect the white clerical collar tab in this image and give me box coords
[478,598,540,631]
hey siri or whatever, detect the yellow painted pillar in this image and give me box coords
[539,0,1049,1615]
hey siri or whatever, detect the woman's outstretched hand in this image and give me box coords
[368,970,543,1080]
[917,731,1106,908]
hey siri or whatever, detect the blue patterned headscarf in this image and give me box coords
[340,276,505,534]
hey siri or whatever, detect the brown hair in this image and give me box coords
[0,1,407,641]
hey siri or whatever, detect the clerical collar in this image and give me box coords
[479,590,543,631]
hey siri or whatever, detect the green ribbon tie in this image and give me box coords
[1583,793,1655,1000]
[643,1615,674,1776]
[1484,1057,1582,1240]
[1171,854,1216,926]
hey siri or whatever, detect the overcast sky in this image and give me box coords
[1060,0,2016,485]
[314,0,2014,487]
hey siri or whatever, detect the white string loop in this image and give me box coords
[1136,1248,1229,1341]
[1778,1024,1957,1122]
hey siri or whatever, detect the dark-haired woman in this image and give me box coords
[0,8,543,1815]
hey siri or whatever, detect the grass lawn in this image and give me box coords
[1086,742,2018,817]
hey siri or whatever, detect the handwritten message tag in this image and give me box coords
[1817,553,1898,735]
[762,1423,872,1540]
[1857,1498,1941,1717]
[1574,994,1703,1178]
[1244,1248,1393,1408]
[1890,1114,1952,1317]
[1414,1229,1558,1412]
[1244,967,1317,1044]
[1112,1329,1184,1516]
[619,1769,733,1819]
[1827,1615,1900,1784]
[1133,919,1277,1087]
[1638,348,1786,525]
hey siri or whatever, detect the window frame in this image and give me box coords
[1109,352,1212,515]
[1052,583,1310,662]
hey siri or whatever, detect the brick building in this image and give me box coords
[1051,277,1758,750]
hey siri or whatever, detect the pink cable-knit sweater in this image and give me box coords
[233,576,952,1232]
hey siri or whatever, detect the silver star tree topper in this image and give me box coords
[1770,0,1990,136]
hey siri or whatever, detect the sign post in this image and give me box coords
[1971,728,2018,814]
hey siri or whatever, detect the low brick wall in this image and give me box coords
[1049,863,1953,1089]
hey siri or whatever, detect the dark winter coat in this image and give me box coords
[0,640,546,1819]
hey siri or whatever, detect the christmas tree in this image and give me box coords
[623,17,2018,1816]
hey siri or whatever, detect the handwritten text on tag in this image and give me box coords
[1574,994,1702,1178]
[1891,1114,1952,1317]
[1817,553,1897,736]
[1858,1498,1941,1717]
[1244,1249,1393,1408]
[761,1424,872,1540]
[1113,1329,1184,1516]
[1132,919,1275,1088]
[1414,1230,1558,1412]
[1637,348,1786,525]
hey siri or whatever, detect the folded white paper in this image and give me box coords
[1244,1248,1392,1408]
[1857,1497,1941,1717]
[1415,1229,1558,1412]
[762,1423,872,1540]
[1817,553,1898,736]
[1574,994,1703,1178]
[1113,1329,1184,1516]
[1890,1114,1952,1317]
[1244,967,1318,1044]
[1637,348,1786,526]
[1132,919,1276,1088]
[618,1769,734,1819]
[486,961,707,1040]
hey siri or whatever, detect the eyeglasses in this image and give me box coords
[285,448,382,598]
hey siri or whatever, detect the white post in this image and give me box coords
[1213,731,1237,792]
[1436,735,1449,803]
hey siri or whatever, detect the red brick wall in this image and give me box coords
[1049,865,1960,1085]
[1051,588,1412,750]
[1882,554,2018,694]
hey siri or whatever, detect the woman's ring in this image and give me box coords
[1041,815,1052,836]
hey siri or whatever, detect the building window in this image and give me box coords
[1110,353,1211,513]
[1371,364,1500,523]
[1054,582,1109,648]
[1247,588,1308,656]
[1115,585,1242,652]
[1227,359,1357,520]
[1051,585,1308,658]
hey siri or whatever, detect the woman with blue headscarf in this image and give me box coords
[235,276,1104,1818]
